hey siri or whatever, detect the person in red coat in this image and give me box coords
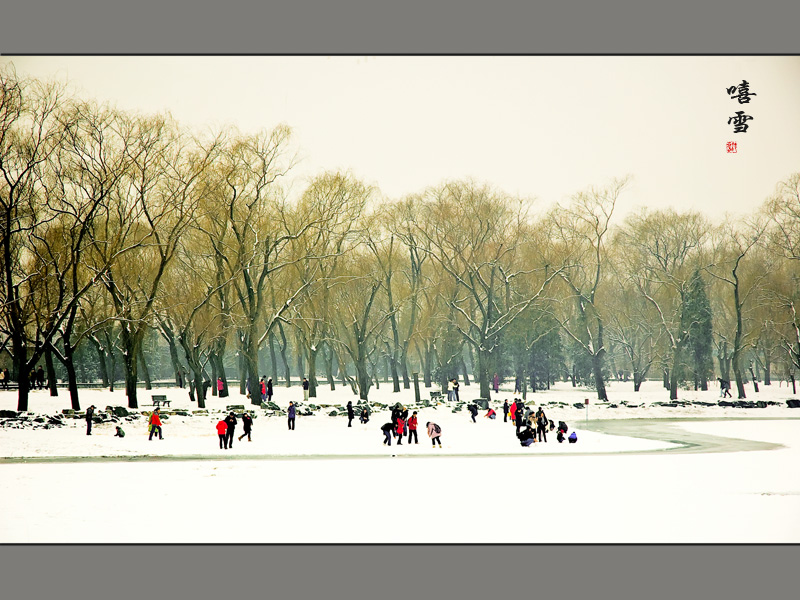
[509,400,518,424]
[484,407,497,419]
[216,419,228,449]
[407,411,419,444]
[149,408,163,440]
[396,416,406,445]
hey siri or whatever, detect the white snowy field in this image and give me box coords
[1,380,799,542]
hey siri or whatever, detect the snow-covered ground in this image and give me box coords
[1,380,799,542]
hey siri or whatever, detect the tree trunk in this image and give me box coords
[269,332,278,383]
[210,351,229,398]
[355,348,371,401]
[45,344,58,397]
[323,343,336,391]
[90,337,109,388]
[669,346,683,401]
[388,346,400,392]
[52,340,82,410]
[104,332,116,393]
[308,345,318,398]
[210,359,218,396]
[122,347,139,409]
[592,352,608,401]
[764,356,771,385]
[423,342,432,387]
[244,327,262,406]
[138,346,152,390]
[748,366,759,393]
[277,323,291,386]
[476,347,491,400]
[461,359,470,386]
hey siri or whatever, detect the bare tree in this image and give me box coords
[418,180,559,400]
[614,208,710,399]
[548,177,629,401]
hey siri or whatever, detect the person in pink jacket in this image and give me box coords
[426,422,442,448]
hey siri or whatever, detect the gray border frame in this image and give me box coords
[1,1,799,599]
[1,0,800,54]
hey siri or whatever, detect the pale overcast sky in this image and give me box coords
[5,56,800,219]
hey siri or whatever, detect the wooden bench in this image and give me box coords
[151,395,171,408]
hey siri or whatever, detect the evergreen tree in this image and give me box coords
[683,270,713,390]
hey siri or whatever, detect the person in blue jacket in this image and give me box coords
[288,401,296,430]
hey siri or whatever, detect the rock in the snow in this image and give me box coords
[0,410,18,418]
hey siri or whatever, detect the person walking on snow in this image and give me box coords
[408,411,419,444]
[427,421,442,448]
[302,378,310,402]
[288,401,296,430]
[445,378,453,402]
[509,400,518,425]
[347,401,355,427]
[85,405,95,435]
[238,412,253,442]
[224,412,237,448]
[216,419,228,449]
[452,379,460,402]
[267,377,273,402]
[503,400,509,422]
[149,408,163,440]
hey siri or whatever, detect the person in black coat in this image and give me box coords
[267,377,273,402]
[238,412,253,442]
[347,401,354,427]
[85,405,95,435]
[535,407,548,442]
[224,412,238,448]
[400,406,409,436]
[391,404,401,437]
[381,422,394,446]
[517,425,536,447]
[515,403,526,434]
[503,399,509,422]
[360,407,369,424]
[468,403,478,423]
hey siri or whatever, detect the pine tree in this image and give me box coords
[683,270,713,390]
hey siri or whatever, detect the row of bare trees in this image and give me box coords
[3,66,800,413]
